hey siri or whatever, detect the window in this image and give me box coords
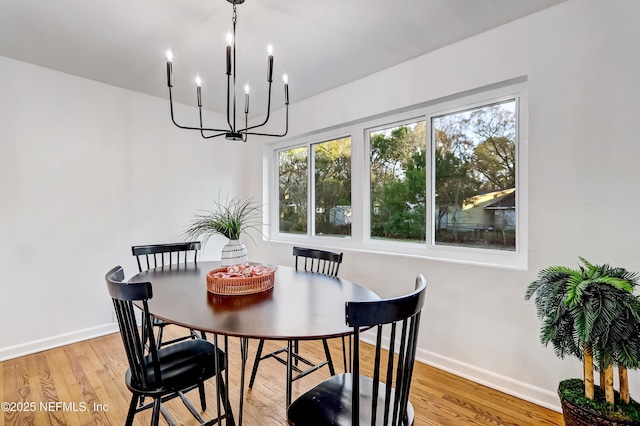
[314,137,352,237]
[277,137,352,237]
[278,147,307,234]
[369,121,426,242]
[432,100,516,251]
[269,81,527,269]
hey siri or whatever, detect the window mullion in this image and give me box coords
[425,115,435,247]
[309,143,315,237]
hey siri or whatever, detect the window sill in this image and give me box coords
[267,234,527,271]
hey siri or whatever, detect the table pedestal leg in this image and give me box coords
[212,335,223,423]
[286,340,293,410]
[224,336,234,426]
[212,335,235,426]
[238,337,248,426]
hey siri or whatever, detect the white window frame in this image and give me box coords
[264,81,528,270]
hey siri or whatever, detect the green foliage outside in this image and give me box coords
[433,102,516,249]
[278,139,352,236]
[314,138,351,236]
[278,100,517,246]
[279,147,307,234]
[370,124,426,241]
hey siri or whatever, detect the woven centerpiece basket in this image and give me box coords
[206,265,276,296]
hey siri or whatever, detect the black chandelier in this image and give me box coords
[165,0,289,142]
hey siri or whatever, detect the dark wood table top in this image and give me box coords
[129,261,380,341]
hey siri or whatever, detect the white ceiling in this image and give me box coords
[0,0,565,117]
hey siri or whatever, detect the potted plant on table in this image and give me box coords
[183,195,262,266]
[525,257,640,425]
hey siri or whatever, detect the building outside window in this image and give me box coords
[432,100,516,251]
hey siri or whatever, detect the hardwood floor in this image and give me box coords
[0,326,564,425]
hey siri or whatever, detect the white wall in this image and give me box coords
[0,56,245,359]
[2,0,639,413]
[244,0,640,411]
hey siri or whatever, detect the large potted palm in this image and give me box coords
[525,257,640,425]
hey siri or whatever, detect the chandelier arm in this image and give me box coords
[241,82,273,132]
[168,87,229,133]
[200,131,228,139]
[242,113,248,142]
[240,104,288,137]
[196,105,232,138]
[198,106,214,139]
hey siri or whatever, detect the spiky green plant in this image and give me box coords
[183,195,262,245]
[525,257,640,409]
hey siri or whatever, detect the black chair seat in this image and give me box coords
[287,373,414,426]
[106,265,233,425]
[287,275,426,426]
[126,339,225,394]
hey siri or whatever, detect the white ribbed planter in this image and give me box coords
[220,239,249,266]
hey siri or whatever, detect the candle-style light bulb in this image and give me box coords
[244,83,250,114]
[226,31,232,76]
[166,48,174,87]
[267,44,274,83]
[195,73,202,107]
[283,73,289,105]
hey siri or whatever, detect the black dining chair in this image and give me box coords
[249,246,343,390]
[132,241,205,348]
[105,266,233,426]
[287,274,427,426]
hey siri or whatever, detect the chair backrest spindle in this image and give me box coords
[345,275,427,426]
[132,241,201,273]
[105,266,162,389]
[292,246,343,278]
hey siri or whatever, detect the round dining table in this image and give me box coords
[129,261,380,426]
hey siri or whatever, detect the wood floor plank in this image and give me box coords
[1,327,564,425]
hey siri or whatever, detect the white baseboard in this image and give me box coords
[0,323,119,362]
[358,331,561,413]
[416,348,562,413]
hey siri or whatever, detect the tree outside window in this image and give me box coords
[433,100,516,250]
[314,137,351,237]
[278,138,352,237]
[278,147,307,234]
[369,121,426,242]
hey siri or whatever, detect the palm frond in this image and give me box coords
[527,257,640,376]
